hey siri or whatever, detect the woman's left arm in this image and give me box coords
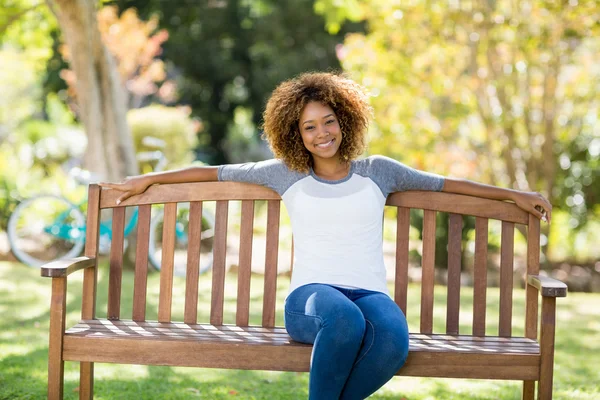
[442,177,552,223]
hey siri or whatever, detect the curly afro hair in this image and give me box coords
[261,72,372,173]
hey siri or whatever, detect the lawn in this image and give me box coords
[1,260,599,400]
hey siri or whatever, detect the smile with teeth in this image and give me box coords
[316,138,335,148]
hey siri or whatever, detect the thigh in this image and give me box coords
[353,293,409,345]
[284,284,363,344]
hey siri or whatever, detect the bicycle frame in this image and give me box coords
[43,203,187,246]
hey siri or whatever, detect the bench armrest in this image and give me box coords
[527,274,567,298]
[40,256,97,278]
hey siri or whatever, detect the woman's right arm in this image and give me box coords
[98,166,219,204]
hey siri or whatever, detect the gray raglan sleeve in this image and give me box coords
[367,155,445,197]
[217,159,303,196]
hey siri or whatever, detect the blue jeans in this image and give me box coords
[284,283,409,400]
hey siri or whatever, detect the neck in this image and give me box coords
[312,157,350,179]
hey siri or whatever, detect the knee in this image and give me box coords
[324,306,366,345]
[379,327,410,369]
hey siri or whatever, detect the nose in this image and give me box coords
[316,124,328,138]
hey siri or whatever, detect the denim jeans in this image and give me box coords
[284,283,409,400]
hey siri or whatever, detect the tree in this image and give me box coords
[114,0,364,164]
[47,0,137,182]
[322,0,600,262]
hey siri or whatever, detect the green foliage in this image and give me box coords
[0,93,87,230]
[113,0,364,164]
[128,105,200,169]
[0,0,56,70]
[0,47,43,141]
[313,0,363,34]
[320,0,600,262]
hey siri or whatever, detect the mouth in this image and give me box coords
[315,138,335,149]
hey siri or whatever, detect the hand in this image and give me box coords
[512,191,552,223]
[98,175,152,205]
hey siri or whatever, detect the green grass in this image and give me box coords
[1,261,599,399]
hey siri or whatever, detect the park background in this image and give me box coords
[0,0,599,399]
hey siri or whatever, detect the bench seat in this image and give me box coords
[63,319,540,380]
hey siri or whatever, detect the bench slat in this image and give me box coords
[446,213,462,335]
[108,207,126,320]
[82,184,101,320]
[236,200,255,326]
[81,185,101,397]
[420,210,436,334]
[63,321,541,380]
[100,182,280,208]
[158,203,177,323]
[395,207,410,315]
[184,202,203,325]
[386,191,528,224]
[525,214,540,339]
[262,200,280,328]
[133,204,151,322]
[210,201,228,325]
[499,221,515,337]
[472,217,489,336]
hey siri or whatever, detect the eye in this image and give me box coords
[326,119,335,124]
[304,126,315,131]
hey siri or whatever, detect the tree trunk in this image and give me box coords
[48,0,138,182]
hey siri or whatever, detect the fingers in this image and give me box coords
[116,193,131,205]
[534,204,550,224]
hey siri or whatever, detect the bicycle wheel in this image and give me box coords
[148,203,215,277]
[7,195,86,267]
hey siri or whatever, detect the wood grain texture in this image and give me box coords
[79,362,93,400]
[523,380,535,400]
[386,191,528,224]
[420,210,436,334]
[82,184,101,320]
[473,217,488,336]
[48,277,66,400]
[236,201,254,326]
[40,257,96,278]
[210,201,228,325]
[525,214,540,340]
[262,201,280,328]
[395,207,410,315]
[527,275,568,298]
[62,321,541,380]
[107,207,126,320]
[184,202,203,324]
[499,221,515,337]
[158,203,177,323]
[539,296,557,399]
[133,205,151,322]
[100,182,280,208]
[446,213,462,335]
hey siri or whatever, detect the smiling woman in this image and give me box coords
[100,71,553,400]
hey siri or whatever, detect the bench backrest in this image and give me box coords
[82,182,540,340]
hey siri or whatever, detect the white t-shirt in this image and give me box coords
[218,156,444,296]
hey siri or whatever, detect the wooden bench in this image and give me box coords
[42,182,567,399]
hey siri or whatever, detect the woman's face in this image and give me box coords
[298,101,342,162]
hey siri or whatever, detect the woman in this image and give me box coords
[100,72,551,399]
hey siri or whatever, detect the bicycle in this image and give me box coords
[7,137,215,277]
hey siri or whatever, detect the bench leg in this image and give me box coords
[538,296,556,399]
[79,362,94,399]
[48,278,67,400]
[523,380,535,399]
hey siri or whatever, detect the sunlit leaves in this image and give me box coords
[60,6,173,107]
